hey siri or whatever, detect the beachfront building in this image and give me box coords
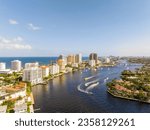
[23,67,42,85]
[25,62,39,69]
[0,62,12,74]
[49,64,59,75]
[40,66,49,78]
[11,60,22,72]
[0,62,6,70]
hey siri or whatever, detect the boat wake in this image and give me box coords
[85,82,99,92]
[78,72,109,95]
[85,79,99,86]
[77,84,93,95]
[84,75,96,81]
[84,73,100,81]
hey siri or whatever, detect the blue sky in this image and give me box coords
[0,0,150,56]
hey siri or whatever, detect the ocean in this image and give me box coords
[0,57,88,68]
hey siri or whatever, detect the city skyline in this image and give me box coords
[0,0,150,57]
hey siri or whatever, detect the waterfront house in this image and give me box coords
[0,105,7,113]
[14,103,27,113]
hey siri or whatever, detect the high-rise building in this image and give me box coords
[25,62,39,69]
[11,60,22,72]
[105,57,110,63]
[89,53,98,61]
[67,55,72,64]
[40,66,49,78]
[58,54,64,60]
[89,60,95,67]
[67,55,75,64]
[66,54,82,65]
[0,62,6,70]
[57,55,66,72]
[49,64,59,75]
[89,53,98,64]
[23,67,42,85]
[75,53,82,63]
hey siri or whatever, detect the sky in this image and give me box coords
[0,0,150,57]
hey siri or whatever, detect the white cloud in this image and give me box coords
[28,23,41,31]
[0,36,32,50]
[9,19,18,25]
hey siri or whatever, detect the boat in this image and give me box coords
[104,77,109,82]
[86,82,99,92]
[85,79,99,86]
[84,75,95,81]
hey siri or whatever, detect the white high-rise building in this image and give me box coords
[40,66,49,78]
[11,60,22,72]
[0,62,6,70]
[105,57,110,63]
[23,67,42,85]
[89,60,95,67]
[25,62,39,69]
[49,64,60,75]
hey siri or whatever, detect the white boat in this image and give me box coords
[86,82,99,91]
[104,77,109,82]
[85,79,99,86]
[84,75,95,81]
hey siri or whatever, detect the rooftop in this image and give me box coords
[0,105,7,113]
[14,103,27,112]
[40,66,49,69]
[5,82,26,93]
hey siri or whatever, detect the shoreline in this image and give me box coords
[107,89,150,104]
[31,64,117,112]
